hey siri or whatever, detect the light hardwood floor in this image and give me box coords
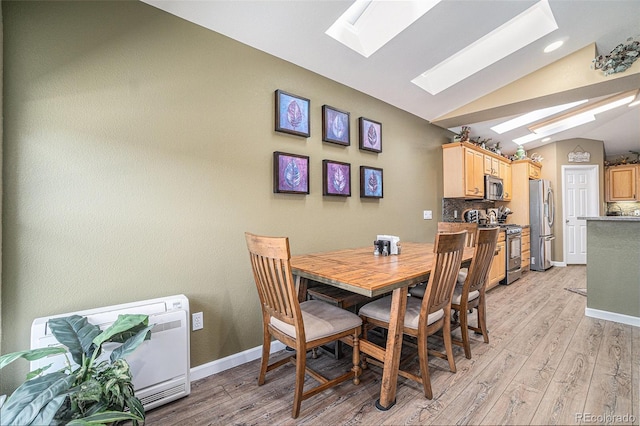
[146,266,639,425]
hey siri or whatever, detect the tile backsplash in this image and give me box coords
[606,201,640,216]
[442,198,495,222]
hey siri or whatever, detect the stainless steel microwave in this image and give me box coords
[484,175,504,201]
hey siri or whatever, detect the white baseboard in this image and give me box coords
[190,341,286,382]
[585,307,640,327]
[551,261,566,267]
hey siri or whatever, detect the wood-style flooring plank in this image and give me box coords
[529,312,605,425]
[582,321,634,423]
[143,266,637,426]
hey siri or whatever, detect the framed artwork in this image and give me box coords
[359,117,382,153]
[322,105,350,146]
[322,160,351,196]
[273,151,309,194]
[360,166,383,198]
[275,90,310,137]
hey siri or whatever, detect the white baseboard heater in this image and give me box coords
[30,294,191,411]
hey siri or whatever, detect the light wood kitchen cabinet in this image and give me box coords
[521,227,530,271]
[499,160,512,201]
[605,164,639,201]
[484,155,500,177]
[487,231,506,290]
[443,143,484,198]
[509,159,543,226]
[528,162,542,179]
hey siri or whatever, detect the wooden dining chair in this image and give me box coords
[244,232,362,418]
[358,231,467,399]
[409,222,478,298]
[450,226,499,359]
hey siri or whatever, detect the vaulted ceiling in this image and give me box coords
[142,0,640,157]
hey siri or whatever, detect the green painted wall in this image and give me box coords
[1,1,450,393]
[586,220,640,317]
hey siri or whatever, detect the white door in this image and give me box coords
[562,165,599,264]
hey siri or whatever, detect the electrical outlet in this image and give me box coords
[423,210,432,220]
[192,312,204,331]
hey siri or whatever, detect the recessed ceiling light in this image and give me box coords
[543,40,564,53]
[325,0,440,58]
[490,99,588,134]
[412,0,558,95]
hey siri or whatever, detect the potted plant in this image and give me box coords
[0,313,153,425]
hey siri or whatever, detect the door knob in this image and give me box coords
[566,220,569,223]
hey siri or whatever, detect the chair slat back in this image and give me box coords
[245,232,301,327]
[421,231,466,323]
[464,227,500,294]
[437,222,478,247]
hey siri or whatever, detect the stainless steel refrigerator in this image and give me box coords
[529,179,554,271]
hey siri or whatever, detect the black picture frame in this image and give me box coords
[322,105,350,146]
[360,166,383,198]
[273,151,310,194]
[359,117,382,153]
[275,90,310,138]
[322,160,351,197]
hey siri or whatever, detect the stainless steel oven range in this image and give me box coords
[500,224,522,285]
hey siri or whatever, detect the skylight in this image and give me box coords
[490,100,588,134]
[514,93,636,145]
[325,0,440,58]
[411,0,558,95]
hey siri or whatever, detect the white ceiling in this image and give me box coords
[142,0,640,157]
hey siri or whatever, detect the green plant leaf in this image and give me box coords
[0,372,74,425]
[0,347,67,370]
[26,364,54,380]
[92,314,149,347]
[109,324,153,362]
[30,394,67,426]
[49,315,101,365]
[66,410,143,425]
[126,393,145,421]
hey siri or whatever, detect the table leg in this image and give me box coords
[295,275,307,303]
[376,286,407,410]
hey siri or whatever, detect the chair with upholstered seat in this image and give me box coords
[358,231,466,399]
[244,232,362,418]
[409,222,478,298]
[306,283,373,359]
[450,226,499,359]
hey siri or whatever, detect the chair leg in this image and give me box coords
[417,332,433,399]
[292,345,306,419]
[478,297,489,343]
[258,327,270,385]
[442,312,457,373]
[351,333,362,385]
[460,307,472,359]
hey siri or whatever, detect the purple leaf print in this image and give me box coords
[331,114,345,139]
[287,100,303,129]
[367,124,378,148]
[332,166,346,192]
[284,160,301,188]
[368,172,378,193]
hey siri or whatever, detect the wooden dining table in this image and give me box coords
[290,242,475,410]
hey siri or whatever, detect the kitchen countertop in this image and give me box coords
[579,216,640,221]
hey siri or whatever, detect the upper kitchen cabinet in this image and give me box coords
[484,154,500,177]
[499,161,512,201]
[443,142,484,198]
[509,159,543,225]
[606,164,639,201]
[527,162,542,179]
